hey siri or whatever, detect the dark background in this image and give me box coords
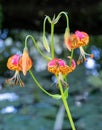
[1,0,102,34]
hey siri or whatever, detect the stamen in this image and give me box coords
[5,71,24,87]
[77,47,94,65]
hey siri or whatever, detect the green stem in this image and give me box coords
[25,35,51,61]
[51,23,55,59]
[57,11,69,28]
[69,49,74,66]
[29,70,61,99]
[43,16,49,36]
[58,78,76,130]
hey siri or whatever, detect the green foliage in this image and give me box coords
[87,71,102,88]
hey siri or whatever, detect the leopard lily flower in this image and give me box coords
[48,58,76,87]
[64,30,94,64]
[6,54,24,87]
[64,30,89,51]
[75,31,94,64]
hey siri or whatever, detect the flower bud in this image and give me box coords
[43,35,50,52]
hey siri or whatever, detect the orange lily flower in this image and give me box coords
[6,54,24,87]
[48,58,76,76]
[64,30,89,51]
[64,30,94,64]
[48,58,76,87]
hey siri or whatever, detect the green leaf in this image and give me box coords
[43,35,50,52]
[52,94,62,99]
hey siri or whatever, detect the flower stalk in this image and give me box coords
[29,70,61,99]
[51,23,55,59]
[25,35,51,61]
[57,77,76,130]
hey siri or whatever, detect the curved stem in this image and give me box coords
[25,35,51,61]
[57,11,69,29]
[51,23,55,59]
[29,70,61,99]
[43,15,55,59]
[57,77,76,130]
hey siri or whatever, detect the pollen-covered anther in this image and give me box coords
[77,46,94,65]
[77,58,86,65]
[90,54,94,59]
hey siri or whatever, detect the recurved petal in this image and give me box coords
[21,47,32,76]
[7,54,22,71]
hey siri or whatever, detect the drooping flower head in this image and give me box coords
[6,47,33,87]
[6,54,24,87]
[48,58,76,76]
[64,30,94,64]
[64,30,89,51]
